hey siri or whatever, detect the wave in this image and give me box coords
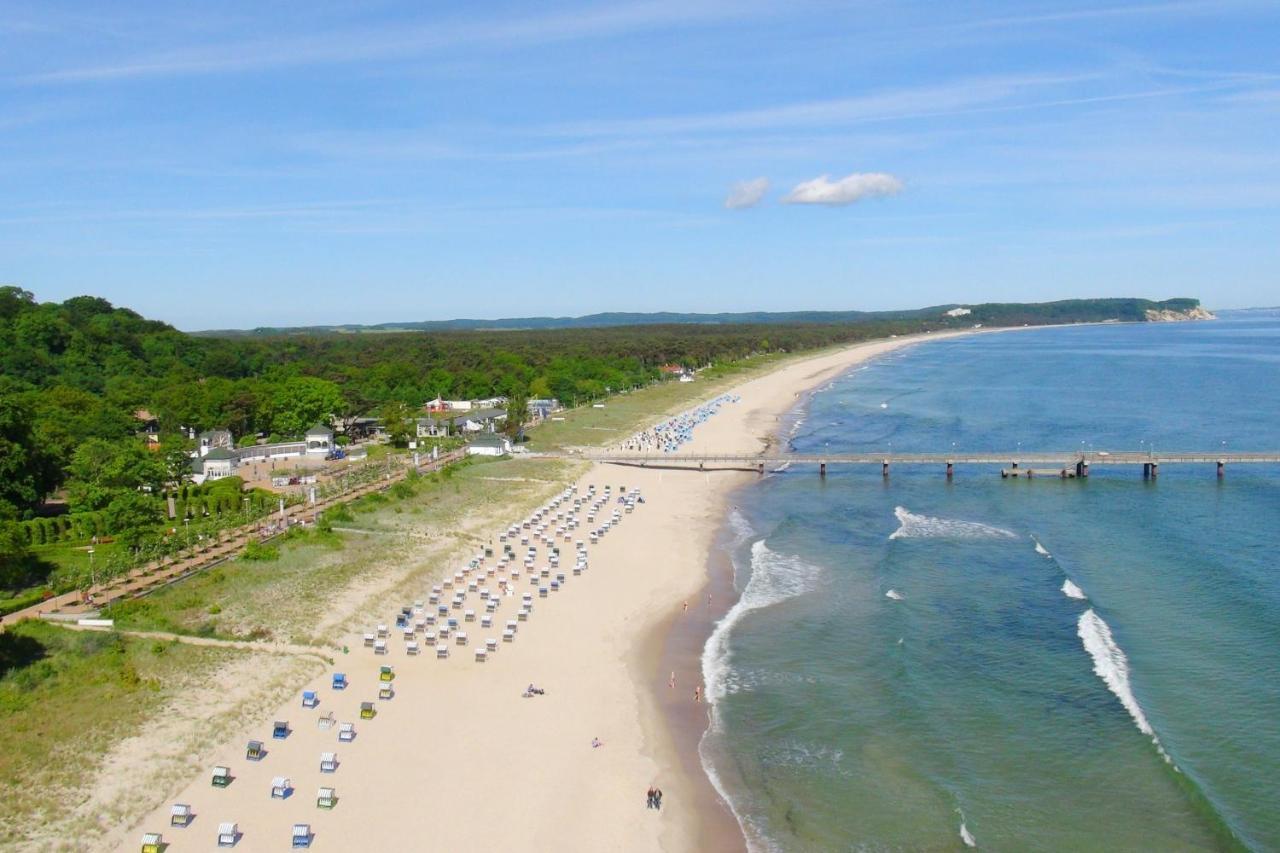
[889,506,1018,541]
[1033,537,1051,557]
[885,589,905,601]
[960,822,976,848]
[1077,609,1171,763]
[1062,579,1087,600]
[703,540,822,703]
[727,507,755,541]
[700,539,823,852]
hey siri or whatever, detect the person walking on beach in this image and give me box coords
[654,788,663,810]
[694,686,702,703]
[646,787,656,809]
[682,600,688,614]
[669,671,676,689]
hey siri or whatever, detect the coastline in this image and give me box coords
[109,329,991,853]
[647,328,1002,851]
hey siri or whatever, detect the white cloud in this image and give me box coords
[724,177,770,209]
[783,172,904,206]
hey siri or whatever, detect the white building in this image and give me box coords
[305,424,334,456]
[466,434,512,457]
[191,447,236,484]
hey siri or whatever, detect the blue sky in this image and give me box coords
[2,1,1278,329]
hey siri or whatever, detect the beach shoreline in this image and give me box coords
[108,329,992,853]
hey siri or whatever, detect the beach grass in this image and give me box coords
[103,455,585,646]
[0,622,237,846]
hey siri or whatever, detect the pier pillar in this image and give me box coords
[1082,460,1089,478]
[946,461,954,479]
[1217,460,1225,478]
[758,462,765,476]
[882,460,890,478]
[1026,468,1033,479]
[1142,462,1151,479]
[1011,460,1019,470]
[819,461,826,478]
[699,461,704,471]
[1149,462,1158,478]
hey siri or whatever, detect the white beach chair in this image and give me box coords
[474,648,487,662]
[338,722,355,742]
[436,644,449,659]
[406,640,420,655]
[373,639,388,655]
[481,614,493,628]
[170,803,193,827]
[320,752,338,773]
[217,822,238,847]
[486,638,498,652]
[503,628,515,643]
[271,776,291,798]
[456,631,468,646]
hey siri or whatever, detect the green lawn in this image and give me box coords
[524,351,799,451]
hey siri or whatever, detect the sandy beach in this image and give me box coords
[115,331,972,853]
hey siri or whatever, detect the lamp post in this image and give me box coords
[86,546,95,590]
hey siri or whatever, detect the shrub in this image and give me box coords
[240,541,279,562]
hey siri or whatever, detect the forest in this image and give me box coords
[0,285,1203,599]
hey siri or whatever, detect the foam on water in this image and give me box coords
[1077,609,1171,763]
[700,539,825,853]
[885,589,905,601]
[1033,537,1052,557]
[1062,579,1087,600]
[889,506,1018,541]
[703,540,822,702]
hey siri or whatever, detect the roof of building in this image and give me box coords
[204,447,236,461]
[470,434,509,447]
[306,423,334,436]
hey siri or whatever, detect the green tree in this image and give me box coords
[103,492,162,547]
[505,388,529,439]
[380,400,413,448]
[268,377,344,438]
[65,438,166,512]
[0,518,45,590]
[0,393,57,513]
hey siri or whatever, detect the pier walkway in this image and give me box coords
[564,450,1280,478]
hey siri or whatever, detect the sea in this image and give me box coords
[700,311,1280,852]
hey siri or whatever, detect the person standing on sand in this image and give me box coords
[682,600,688,613]
[694,686,702,703]
[669,671,676,689]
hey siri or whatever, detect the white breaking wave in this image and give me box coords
[960,822,976,848]
[885,589,905,600]
[1033,537,1051,557]
[1077,609,1171,763]
[727,507,755,541]
[703,540,822,703]
[889,506,1018,541]
[1062,579,1087,600]
[700,539,823,853]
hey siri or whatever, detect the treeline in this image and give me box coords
[0,285,1205,593]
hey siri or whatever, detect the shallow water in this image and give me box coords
[702,312,1280,851]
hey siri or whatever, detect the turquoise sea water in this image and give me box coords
[701,312,1280,851]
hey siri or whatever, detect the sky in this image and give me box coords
[2,1,1279,329]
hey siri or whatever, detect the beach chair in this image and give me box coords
[518,608,529,621]
[246,740,265,761]
[550,580,560,592]
[317,712,335,731]
[464,609,476,622]
[447,617,459,631]
[271,776,292,798]
[272,720,290,740]
[360,701,375,719]
[406,640,420,655]
[141,831,163,853]
[438,625,450,640]
[212,765,231,787]
[455,631,468,646]
[320,751,338,773]
[402,626,415,641]
[573,564,582,575]
[216,822,239,847]
[480,614,493,629]
[379,684,394,700]
[428,592,439,605]
[437,604,449,617]
[475,648,487,662]
[292,823,313,848]
[170,802,193,827]
[317,786,337,809]
[302,690,318,709]
[486,638,498,653]
[338,722,355,742]
[376,624,388,637]
[332,672,348,690]
[424,630,437,644]
[379,665,395,682]
[362,632,375,647]
[373,638,387,655]
[395,613,407,629]
[485,599,498,613]
[538,586,548,598]
[436,644,449,659]
[503,628,515,643]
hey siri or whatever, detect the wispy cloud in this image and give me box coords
[783,172,903,206]
[724,177,770,209]
[18,1,772,84]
